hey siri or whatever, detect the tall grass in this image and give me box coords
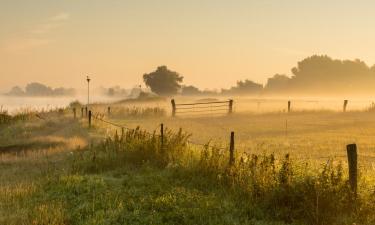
[0,110,34,125]
[73,126,375,225]
[88,105,166,119]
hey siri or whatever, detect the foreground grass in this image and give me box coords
[5,164,286,225]
[2,109,375,225]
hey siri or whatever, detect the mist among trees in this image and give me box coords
[5,55,375,98]
[179,55,375,96]
[7,82,76,97]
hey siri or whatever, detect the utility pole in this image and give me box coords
[86,76,91,106]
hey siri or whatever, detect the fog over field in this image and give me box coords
[4,1,375,225]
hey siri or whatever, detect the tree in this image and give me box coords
[143,66,183,96]
[25,82,54,96]
[7,86,25,96]
[264,74,290,92]
[289,55,375,94]
[181,85,202,96]
[221,79,263,95]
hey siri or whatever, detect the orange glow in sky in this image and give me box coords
[1,0,375,90]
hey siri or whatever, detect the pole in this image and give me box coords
[88,110,92,128]
[160,123,164,152]
[228,99,233,114]
[346,144,358,197]
[87,76,91,106]
[343,100,348,112]
[171,99,176,117]
[229,131,235,166]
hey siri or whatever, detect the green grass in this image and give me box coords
[106,111,375,166]
[1,108,375,224]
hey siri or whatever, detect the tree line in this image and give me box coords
[144,55,375,96]
[6,82,75,97]
[6,55,375,97]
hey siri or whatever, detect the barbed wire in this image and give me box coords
[90,110,375,162]
[176,104,228,110]
[91,112,226,150]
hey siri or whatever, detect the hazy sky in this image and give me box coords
[1,0,375,91]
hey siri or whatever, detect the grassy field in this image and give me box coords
[104,109,375,167]
[1,102,375,225]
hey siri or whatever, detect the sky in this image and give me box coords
[1,0,375,91]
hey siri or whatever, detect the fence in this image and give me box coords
[171,99,233,117]
[283,99,350,113]
[73,107,370,198]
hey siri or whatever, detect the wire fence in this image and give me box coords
[171,99,233,116]
[77,108,375,193]
[87,109,375,162]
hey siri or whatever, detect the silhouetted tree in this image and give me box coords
[25,82,54,96]
[181,85,202,96]
[7,82,76,96]
[222,80,263,95]
[54,87,75,96]
[288,55,375,94]
[264,74,290,92]
[143,66,183,96]
[7,86,25,96]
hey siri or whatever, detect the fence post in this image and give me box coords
[171,99,176,117]
[288,100,291,113]
[343,100,348,112]
[228,99,233,114]
[73,108,76,119]
[85,107,88,117]
[81,107,84,118]
[160,123,164,151]
[229,131,235,166]
[108,106,111,117]
[346,144,358,197]
[88,110,92,128]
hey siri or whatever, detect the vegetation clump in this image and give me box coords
[72,127,375,225]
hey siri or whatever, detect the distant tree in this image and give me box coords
[107,88,115,96]
[54,87,75,96]
[128,86,142,98]
[288,55,375,94]
[222,79,263,95]
[181,85,202,96]
[7,82,76,96]
[7,86,25,96]
[143,66,183,96]
[25,82,54,96]
[264,74,290,92]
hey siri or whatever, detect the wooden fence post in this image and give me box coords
[229,131,235,166]
[160,123,164,151]
[171,99,176,117]
[288,100,291,113]
[346,144,358,197]
[108,106,111,117]
[228,99,233,114]
[73,108,76,119]
[343,100,348,112]
[85,107,88,117]
[88,110,92,128]
[81,107,84,118]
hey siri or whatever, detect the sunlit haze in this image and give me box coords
[2,0,375,91]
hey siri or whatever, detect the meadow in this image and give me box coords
[1,97,375,225]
